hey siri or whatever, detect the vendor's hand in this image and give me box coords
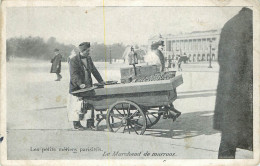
[79,84,86,89]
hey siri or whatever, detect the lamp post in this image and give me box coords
[109,46,112,64]
[208,40,212,68]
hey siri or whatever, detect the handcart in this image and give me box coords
[72,74,183,135]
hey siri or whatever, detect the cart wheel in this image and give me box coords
[106,100,147,135]
[136,107,162,128]
[143,108,162,128]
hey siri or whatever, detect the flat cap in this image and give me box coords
[79,42,90,52]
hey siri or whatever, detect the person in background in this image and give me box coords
[172,54,176,68]
[214,7,253,159]
[177,55,182,71]
[68,42,105,130]
[145,40,165,72]
[128,46,138,65]
[50,48,62,81]
[167,54,172,69]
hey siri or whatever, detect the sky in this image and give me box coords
[6,6,244,46]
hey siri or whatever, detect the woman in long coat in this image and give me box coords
[214,7,253,158]
[50,49,62,81]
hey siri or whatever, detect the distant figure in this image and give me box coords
[172,54,176,68]
[177,55,182,71]
[167,54,172,69]
[188,54,191,62]
[50,48,62,81]
[128,46,138,65]
[145,40,165,72]
[214,7,253,159]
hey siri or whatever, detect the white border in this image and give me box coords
[1,0,259,165]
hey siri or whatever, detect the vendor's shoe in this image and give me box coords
[79,114,84,121]
[73,121,84,130]
[87,119,96,131]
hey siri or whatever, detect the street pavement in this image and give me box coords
[5,59,253,159]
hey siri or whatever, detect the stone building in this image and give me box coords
[148,30,221,62]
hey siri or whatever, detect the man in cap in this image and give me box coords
[68,42,104,130]
[50,48,63,81]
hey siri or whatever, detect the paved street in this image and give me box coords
[5,59,253,159]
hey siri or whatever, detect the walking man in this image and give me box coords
[177,55,182,71]
[50,48,62,81]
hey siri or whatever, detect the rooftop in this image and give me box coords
[149,29,221,40]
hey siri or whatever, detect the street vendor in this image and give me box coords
[68,42,105,130]
[144,40,165,72]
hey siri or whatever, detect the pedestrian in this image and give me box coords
[167,54,172,69]
[68,42,105,130]
[214,7,253,159]
[172,54,176,68]
[50,48,62,81]
[128,46,138,65]
[177,55,182,71]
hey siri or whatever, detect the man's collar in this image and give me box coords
[79,53,89,59]
[80,55,88,59]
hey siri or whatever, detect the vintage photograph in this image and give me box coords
[0,1,259,164]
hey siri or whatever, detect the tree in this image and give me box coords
[6,37,127,62]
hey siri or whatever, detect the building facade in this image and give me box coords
[148,30,221,62]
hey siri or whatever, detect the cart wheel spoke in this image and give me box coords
[127,125,130,134]
[110,112,123,119]
[115,124,123,132]
[123,126,126,133]
[129,123,139,135]
[131,121,143,127]
[151,114,158,119]
[122,104,126,115]
[114,107,123,117]
[127,104,131,115]
[129,110,138,119]
[147,115,153,124]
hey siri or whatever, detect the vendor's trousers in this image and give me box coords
[67,94,92,122]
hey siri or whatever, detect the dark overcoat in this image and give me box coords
[213,8,253,150]
[50,54,62,73]
[155,49,165,72]
[69,54,103,93]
